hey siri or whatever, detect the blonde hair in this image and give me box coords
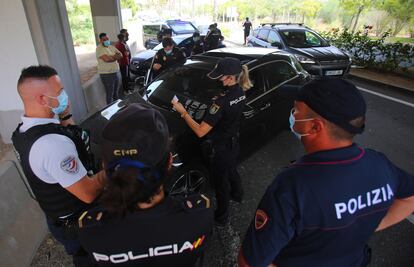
[238,65,253,91]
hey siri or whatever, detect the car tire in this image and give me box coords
[166,160,210,197]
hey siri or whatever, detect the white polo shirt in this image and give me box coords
[19,116,87,188]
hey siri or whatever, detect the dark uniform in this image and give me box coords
[191,39,205,55]
[12,122,96,265]
[153,47,186,77]
[204,28,222,51]
[203,84,246,223]
[78,194,213,267]
[242,144,414,267]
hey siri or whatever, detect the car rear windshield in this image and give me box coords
[280,30,329,48]
[146,67,222,109]
[169,21,197,34]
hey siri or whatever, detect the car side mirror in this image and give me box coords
[271,42,282,49]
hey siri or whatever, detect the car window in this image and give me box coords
[245,69,265,100]
[262,61,297,89]
[147,67,222,108]
[169,21,197,34]
[143,25,161,35]
[280,30,329,48]
[267,30,281,44]
[258,29,269,41]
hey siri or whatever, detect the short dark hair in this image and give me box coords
[162,37,174,48]
[17,65,58,86]
[246,17,249,20]
[193,31,200,37]
[100,154,170,217]
[117,33,125,40]
[98,32,107,39]
[120,29,128,34]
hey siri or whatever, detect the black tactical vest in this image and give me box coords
[12,123,96,220]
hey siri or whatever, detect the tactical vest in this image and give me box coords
[12,123,96,220]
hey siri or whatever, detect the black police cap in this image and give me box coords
[207,57,242,79]
[296,78,367,134]
[101,103,170,167]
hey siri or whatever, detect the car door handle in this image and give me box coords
[260,103,271,111]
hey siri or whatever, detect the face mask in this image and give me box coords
[103,40,110,47]
[45,90,69,115]
[289,110,314,140]
[165,49,173,55]
[193,37,200,42]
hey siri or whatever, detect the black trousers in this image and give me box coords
[211,141,242,222]
[119,64,129,93]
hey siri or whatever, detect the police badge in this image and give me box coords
[209,104,220,115]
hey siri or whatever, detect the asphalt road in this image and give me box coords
[204,78,414,267]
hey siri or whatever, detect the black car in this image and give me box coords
[130,34,202,77]
[82,47,309,196]
[143,19,199,49]
[247,23,352,77]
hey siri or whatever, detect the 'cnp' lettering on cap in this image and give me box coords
[334,184,394,220]
[114,149,138,156]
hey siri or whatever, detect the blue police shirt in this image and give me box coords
[242,144,414,267]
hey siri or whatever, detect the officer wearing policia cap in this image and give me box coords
[238,78,414,267]
[172,57,253,225]
[77,103,213,267]
[12,65,106,266]
[152,37,186,78]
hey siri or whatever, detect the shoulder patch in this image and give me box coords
[255,209,268,230]
[60,155,79,174]
[209,104,220,115]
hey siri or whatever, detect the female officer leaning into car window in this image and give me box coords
[172,57,252,226]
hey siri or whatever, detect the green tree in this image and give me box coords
[65,0,94,45]
[294,0,323,23]
[382,0,414,36]
[121,0,138,17]
[340,0,376,32]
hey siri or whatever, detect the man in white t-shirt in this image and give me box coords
[12,65,106,266]
[96,32,123,104]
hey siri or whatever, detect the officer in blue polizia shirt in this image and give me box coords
[238,78,414,267]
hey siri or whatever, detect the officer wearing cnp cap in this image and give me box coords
[172,57,253,225]
[238,78,414,267]
[78,103,213,267]
[152,37,186,78]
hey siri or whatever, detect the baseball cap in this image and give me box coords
[101,103,170,167]
[296,78,366,134]
[207,57,242,79]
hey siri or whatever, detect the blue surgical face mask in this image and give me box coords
[46,90,69,115]
[103,40,110,47]
[289,109,314,140]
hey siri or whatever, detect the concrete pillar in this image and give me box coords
[90,0,122,44]
[0,0,38,143]
[22,0,88,123]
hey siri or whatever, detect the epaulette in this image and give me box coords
[78,208,105,229]
[182,194,211,212]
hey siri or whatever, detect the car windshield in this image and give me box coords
[169,21,197,34]
[152,36,188,50]
[146,67,222,109]
[280,30,329,48]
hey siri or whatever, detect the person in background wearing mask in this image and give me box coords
[152,37,186,77]
[96,32,123,104]
[205,24,224,51]
[12,65,106,266]
[191,32,205,55]
[120,28,132,82]
[238,78,414,267]
[115,34,131,95]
